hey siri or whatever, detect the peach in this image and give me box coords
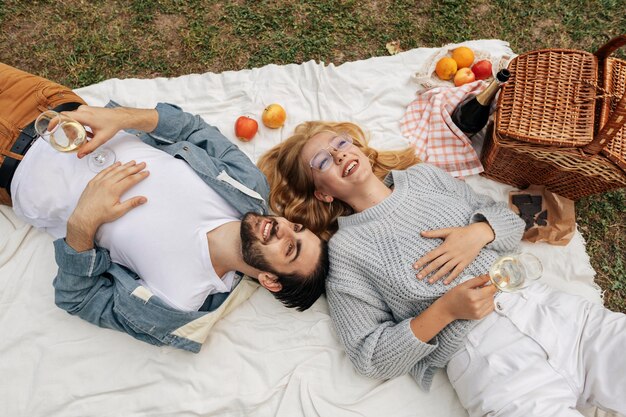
[454,67,476,87]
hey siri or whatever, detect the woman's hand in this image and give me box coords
[437,274,496,321]
[409,274,496,342]
[413,222,495,284]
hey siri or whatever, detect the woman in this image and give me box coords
[258,121,626,417]
[259,122,418,241]
[258,121,506,283]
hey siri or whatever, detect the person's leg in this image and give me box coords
[0,188,9,206]
[0,63,85,206]
[498,284,626,416]
[576,299,626,414]
[519,285,626,415]
[448,311,582,417]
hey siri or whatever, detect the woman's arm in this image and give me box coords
[414,222,495,284]
[432,166,525,251]
[328,243,495,381]
[410,275,496,341]
[327,283,438,380]
[412,164,525,284]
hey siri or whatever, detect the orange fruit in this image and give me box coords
[435,57,458,80]
[262,104,287,129]
[451,46,475,69]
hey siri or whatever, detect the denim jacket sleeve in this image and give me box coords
[144,103,269,198]
[148,103,234,154]
[52,238,165,346]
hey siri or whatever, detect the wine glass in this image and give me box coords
[489,253,543,292]
[34,110,116,172]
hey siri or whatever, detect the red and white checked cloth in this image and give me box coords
[400,80,487,178]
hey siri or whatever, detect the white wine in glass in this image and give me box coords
[35,110,87,152]
[48,120,87,152]
[35,110,116,172]
[489,253,543,292]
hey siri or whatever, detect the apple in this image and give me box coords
[471,59,493,80]
[454,67,476,87]
[262,103,287,129]
[235,116,258,141]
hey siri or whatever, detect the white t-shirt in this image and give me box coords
[11,132,241,311]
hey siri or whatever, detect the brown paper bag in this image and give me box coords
[508,185,576,246]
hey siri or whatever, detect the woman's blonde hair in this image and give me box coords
[258,121,420,240]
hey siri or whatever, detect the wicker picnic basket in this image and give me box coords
[481,35,626,200]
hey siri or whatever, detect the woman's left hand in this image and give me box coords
[413,222,495,285]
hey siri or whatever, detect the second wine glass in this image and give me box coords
[489,253,543,292]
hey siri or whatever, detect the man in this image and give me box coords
[0,63,328,352]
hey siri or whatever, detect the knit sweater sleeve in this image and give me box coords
[416,164,525,253]
[326,235,439,380]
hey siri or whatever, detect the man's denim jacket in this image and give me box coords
[52,102,269,353]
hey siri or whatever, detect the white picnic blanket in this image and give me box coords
[0,39,616,417]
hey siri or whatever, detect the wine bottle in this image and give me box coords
[451,69,511,135]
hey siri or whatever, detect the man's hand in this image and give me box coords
[63,105,158,159]
[63,106,131,158]
[66,161,149,252]
[413,222,495,285]
[437,274,496,321]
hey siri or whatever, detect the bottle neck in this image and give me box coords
[475,79,503,106]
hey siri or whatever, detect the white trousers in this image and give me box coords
[446,283,626,417]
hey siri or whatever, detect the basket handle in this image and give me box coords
[583,35,626,155]
[594,34,626,60]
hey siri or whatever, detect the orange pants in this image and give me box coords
[0,63,85,206]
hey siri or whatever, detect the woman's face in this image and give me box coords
[300,130,372,202]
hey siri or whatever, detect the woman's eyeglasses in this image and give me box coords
[309,133,354,172]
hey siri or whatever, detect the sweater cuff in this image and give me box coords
[471,205,525,253]
[53,238,112,277]
[399,317,439,361]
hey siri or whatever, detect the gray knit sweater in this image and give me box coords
[326,163,525,391]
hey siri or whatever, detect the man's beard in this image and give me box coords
[240,213,275,273]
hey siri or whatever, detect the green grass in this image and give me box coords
[577,191,626,311]
[1,0,624,312]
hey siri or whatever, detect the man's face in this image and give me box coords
[240,213,322,277]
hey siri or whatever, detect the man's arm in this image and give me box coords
[145,103,268,196]
[66,160,149,245]
[54,161,151,333]
[66,103,269,199]
[67,103,241,164]
[63,106,159,158]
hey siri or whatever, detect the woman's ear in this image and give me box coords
[258,272,282,293]
[313,190,334,203]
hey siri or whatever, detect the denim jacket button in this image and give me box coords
[183,146,189,151]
